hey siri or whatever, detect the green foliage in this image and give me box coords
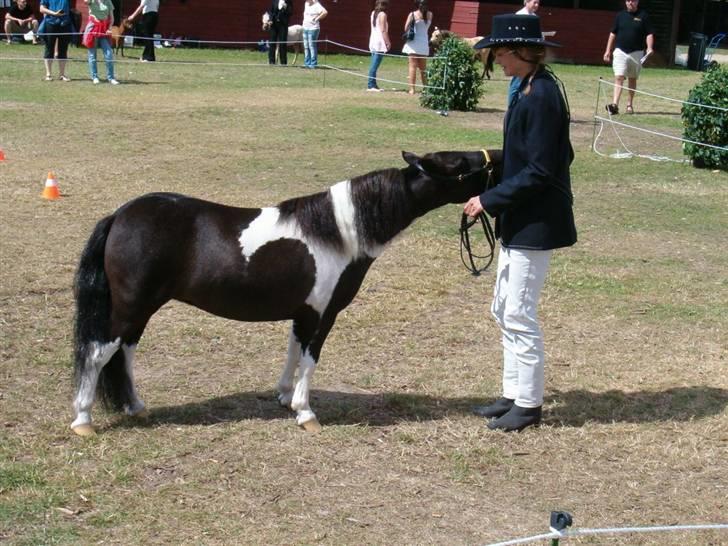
[421,37,484,112]
[681,65,728,169]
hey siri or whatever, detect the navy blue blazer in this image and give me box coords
[480,69,577,251]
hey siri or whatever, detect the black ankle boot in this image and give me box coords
[472,397,514,418]
[487,404,542,432]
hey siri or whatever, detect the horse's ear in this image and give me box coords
[402,151,421,167]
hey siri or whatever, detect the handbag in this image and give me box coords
[402,13,415,42]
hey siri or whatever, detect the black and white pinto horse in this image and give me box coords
[71,150,502,436]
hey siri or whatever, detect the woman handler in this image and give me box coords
[464,15,577,432]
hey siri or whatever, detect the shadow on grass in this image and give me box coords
[112,386,728,430]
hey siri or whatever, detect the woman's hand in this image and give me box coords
[464,196,484,218]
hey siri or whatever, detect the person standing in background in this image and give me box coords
[39,0,72,80]
[367,0,390,92]
[506,0,540,107]
[302,0,326,69]
[82,0,118,84]
[603,0,654,115]
[128,0,158,62]
[268,0,292,65]
[401,0,432,95]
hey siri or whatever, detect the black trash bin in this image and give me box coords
[687,32,707,71]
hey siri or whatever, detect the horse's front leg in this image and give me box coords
[277,326,301,408]
[290,350,321,432]
[290,314,338,432]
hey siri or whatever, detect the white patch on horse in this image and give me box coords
[239,207,296,258]
[330,179,387,258]
[329,180,359,257]
[71,338,122,429]
[238,206,351,315]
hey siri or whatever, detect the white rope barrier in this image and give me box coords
[600,79,728,112]
[484,522,728,546]
[593,78,727,162]
[592,116,681,162]
[0,54,291,69]
[324,38,445,60]
[0,36,450,91]
[318,62,444,90]
[596,114,728,152]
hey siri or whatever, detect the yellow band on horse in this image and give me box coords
[481,149,491,165]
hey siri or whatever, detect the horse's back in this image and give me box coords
[104,192,316,323]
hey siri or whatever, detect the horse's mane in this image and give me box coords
[278,188,344,250]
[277,167,414,253]
[350,167,414,247]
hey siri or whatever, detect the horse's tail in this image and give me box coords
[73,214,129,411]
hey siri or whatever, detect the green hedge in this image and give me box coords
[681,65,728,170]
[420,37,484,112]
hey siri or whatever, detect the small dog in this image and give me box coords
[110,17,133,57]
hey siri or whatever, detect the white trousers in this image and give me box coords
[612,48,643,79]
[490,246,553,407]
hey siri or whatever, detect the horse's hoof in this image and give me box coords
[132,409,149,419]
[72,424,96,437]
[300,419,322,433]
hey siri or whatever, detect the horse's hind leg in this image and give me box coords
[277,326,302,408]
[71,338,122,435]
[121,343,147,418]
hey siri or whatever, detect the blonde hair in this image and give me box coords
[511,45,546,96]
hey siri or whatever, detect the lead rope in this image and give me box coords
[459,211,496,276]
[459,149,497,276]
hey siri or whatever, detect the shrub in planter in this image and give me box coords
[421,36,484,112]
[681,64,728,169]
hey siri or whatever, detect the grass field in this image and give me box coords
[1,44,727,545]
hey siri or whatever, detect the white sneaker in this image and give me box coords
[92,77,100,84]
[109,79,120,85]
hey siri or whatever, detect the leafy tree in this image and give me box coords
[682,65,728,169]
[421,37,484,112]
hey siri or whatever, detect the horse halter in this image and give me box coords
[410,151,497,276]
[411,150,494,185]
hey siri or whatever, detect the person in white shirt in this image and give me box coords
[401,0,432,95]
[128,0,159,62]
[302,0,327,68]
[507,0,540,106]
[367,0,390,91]
[516,0,539,15]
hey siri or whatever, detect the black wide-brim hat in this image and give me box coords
[474,14,561,50]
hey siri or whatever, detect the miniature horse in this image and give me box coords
[71,150,502,436]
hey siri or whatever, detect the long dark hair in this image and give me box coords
[414,0,427,18]
[373,0,389,22]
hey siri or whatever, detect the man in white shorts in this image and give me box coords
[603,0,654,115]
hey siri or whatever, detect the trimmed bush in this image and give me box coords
[421,36,484,112]
[681,65,728,169]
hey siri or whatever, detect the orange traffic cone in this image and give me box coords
[41,171,61,200]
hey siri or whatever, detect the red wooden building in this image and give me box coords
[6,1,697,66]
[96,0,618,65]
